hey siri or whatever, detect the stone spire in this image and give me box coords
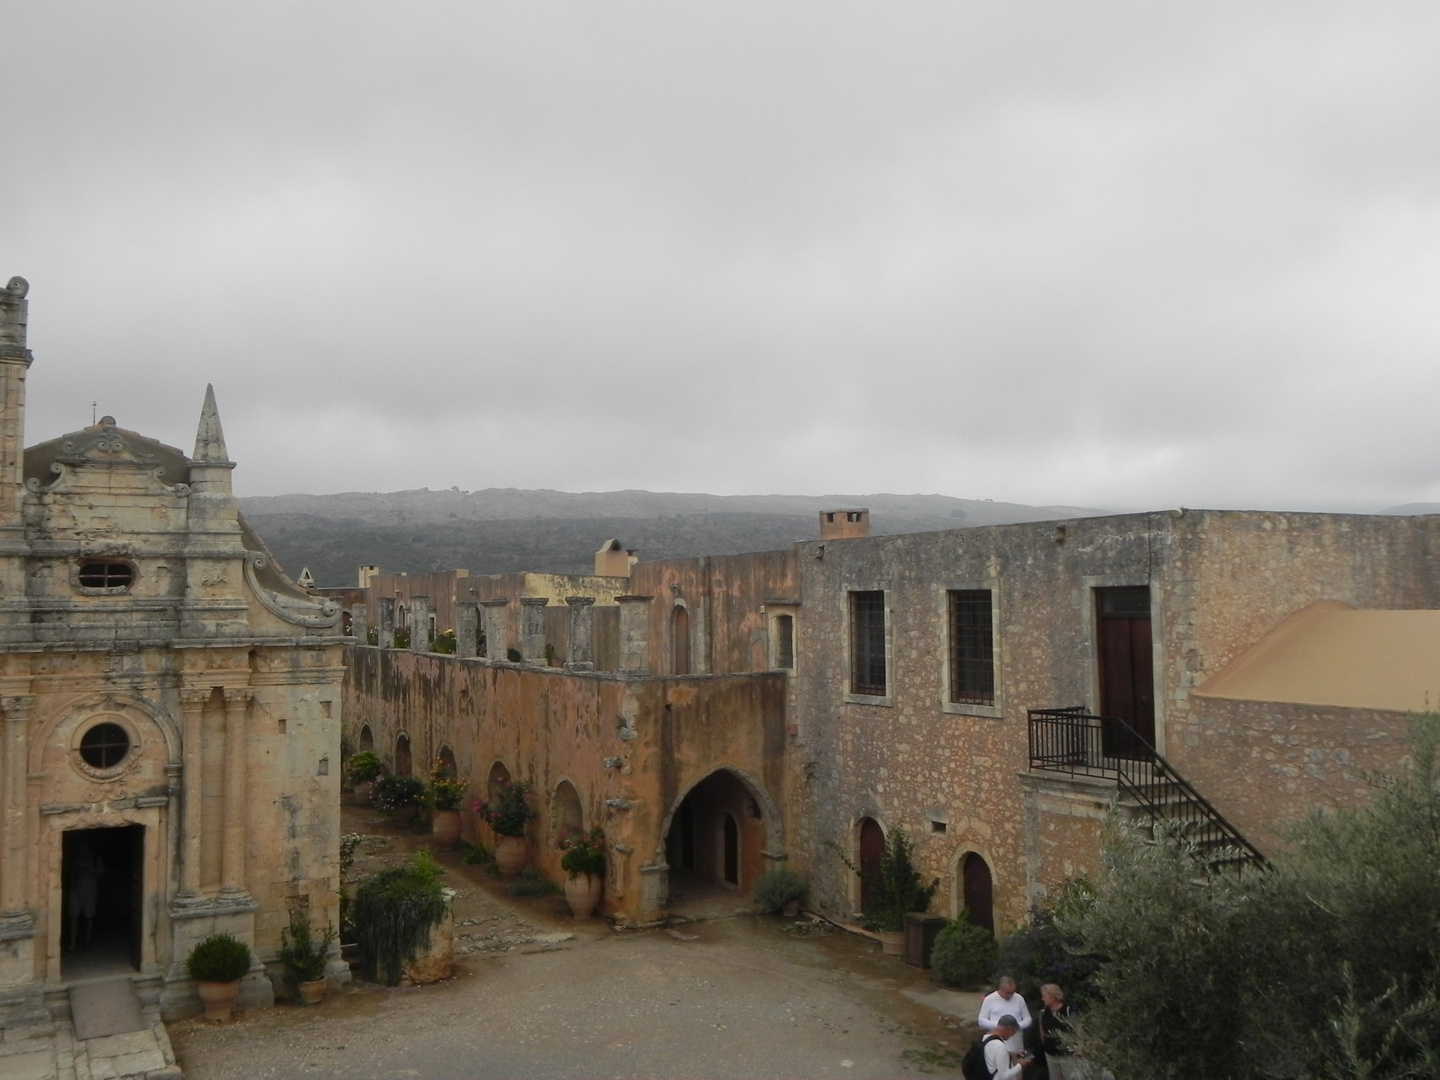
[192,383,231,464]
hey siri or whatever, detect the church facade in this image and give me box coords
[0,277,348,1030]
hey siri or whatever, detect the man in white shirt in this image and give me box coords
[984,1016,1031,1080]
[978,976,1033,1055]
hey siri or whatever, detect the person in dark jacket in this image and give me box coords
[1038,983,1083,1080]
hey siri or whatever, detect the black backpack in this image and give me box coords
[960,1034,1002,1080]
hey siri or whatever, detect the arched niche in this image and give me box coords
[394,733,413,777]
[549,779,584,844]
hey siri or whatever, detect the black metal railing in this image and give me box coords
[1028,707,1266,872]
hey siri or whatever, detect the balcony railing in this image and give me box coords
[1028,707,1266,872]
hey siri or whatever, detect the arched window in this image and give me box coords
[672,605,690,675]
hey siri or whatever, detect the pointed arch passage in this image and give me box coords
[663,769,778,896]
[550,779,584,845]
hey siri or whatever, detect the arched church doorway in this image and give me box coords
[961,852,994,934]
[62,824,144,979]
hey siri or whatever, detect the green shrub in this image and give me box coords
[506,866,561,897]
[373,775,425,812]
[930,913,998,988]
[459,841,497,873]
[833,825,938,932]
[432,628,456,654]
[347,750,383,784]
[186,933,252,983]
[557,826,606,876]
[278,913,337,985]
[752,867,807,914]
[505,646,523,662]
[996,887,1101,1008]
[353,850,448,986]
[393,626,411,649]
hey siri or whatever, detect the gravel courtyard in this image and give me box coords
[167,808,980,1080]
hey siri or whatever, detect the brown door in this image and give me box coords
[858,818,883,914]
[723,814,739,885]
[1096,587,1155,754]
[961,853,994,934]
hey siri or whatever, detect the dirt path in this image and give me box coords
[168,806,979,1080]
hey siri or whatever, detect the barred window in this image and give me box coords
[849,591,887,696]
[78,560,133,590]
[948,589,995,706]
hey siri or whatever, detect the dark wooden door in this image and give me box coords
[1096,587,1155,754]
[962,853,994,933]
[859,818,883,914]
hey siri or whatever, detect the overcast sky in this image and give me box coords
[4,4,1439,511]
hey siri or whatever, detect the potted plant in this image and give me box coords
[474,779,536,879]
[425,759,468,847]
[278,911,338,1005]
[556,825,606,917]
[186,932,253,1022]
[374,775,425,826]
[752,866,808,917]
[837,826,938,954]
[347,750,383,806]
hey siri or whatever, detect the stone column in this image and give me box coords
[409,596,432,653]
[378,597,396,649]
[519,597,549,663]
[616,596,653,674]
[566,597,595,670]
[178,689,210,897]
[350,605,368,644]
[480,599,509,661]
[0,696,34,918]
[456,602,479,658]
[221,688,254,895]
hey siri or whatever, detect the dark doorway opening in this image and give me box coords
[722,814,739,885]
[62,825,143,979]
[1096,586,1155,755]
[961,852,994,934]
[665,770,770,915]
[672,606,691,675]
[858,817,883,915]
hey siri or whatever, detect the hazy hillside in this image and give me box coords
[240,488,1113,587]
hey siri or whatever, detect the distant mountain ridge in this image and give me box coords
[239,487,1113,588]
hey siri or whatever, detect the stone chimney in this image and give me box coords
[819,509,870,540]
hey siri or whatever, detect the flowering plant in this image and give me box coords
[425,759,468,811]
[473,779,536,837]
[556,826,606,877]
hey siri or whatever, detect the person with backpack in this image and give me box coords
[962,1015,1031,1080]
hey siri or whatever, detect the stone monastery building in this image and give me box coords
[346,503,1440,933]
[0,278,347,1030]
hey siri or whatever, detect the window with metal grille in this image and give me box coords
[948,589,995,705]
[849,591,887,696]
[774,614,795,669]
[78,561,133,589]
[79,722,130,769]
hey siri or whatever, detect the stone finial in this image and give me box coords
[0,276,30,353]
[192,384,231,464]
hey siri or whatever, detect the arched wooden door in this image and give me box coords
[962,853,994,933]
[858,818,883,914]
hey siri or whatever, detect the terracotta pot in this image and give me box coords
[782,899,801,918]
[353,779,375,806]
[878,930,905,956]
[494,835,528,880]
[297,978,326,1005]
[564,872,603,918]
[196,979,241,1023]
[431,808,462,846]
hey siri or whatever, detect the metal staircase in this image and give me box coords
[1028,706,1267,872]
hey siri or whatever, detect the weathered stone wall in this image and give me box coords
[342,647,788,924]
[629,549,797,675]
